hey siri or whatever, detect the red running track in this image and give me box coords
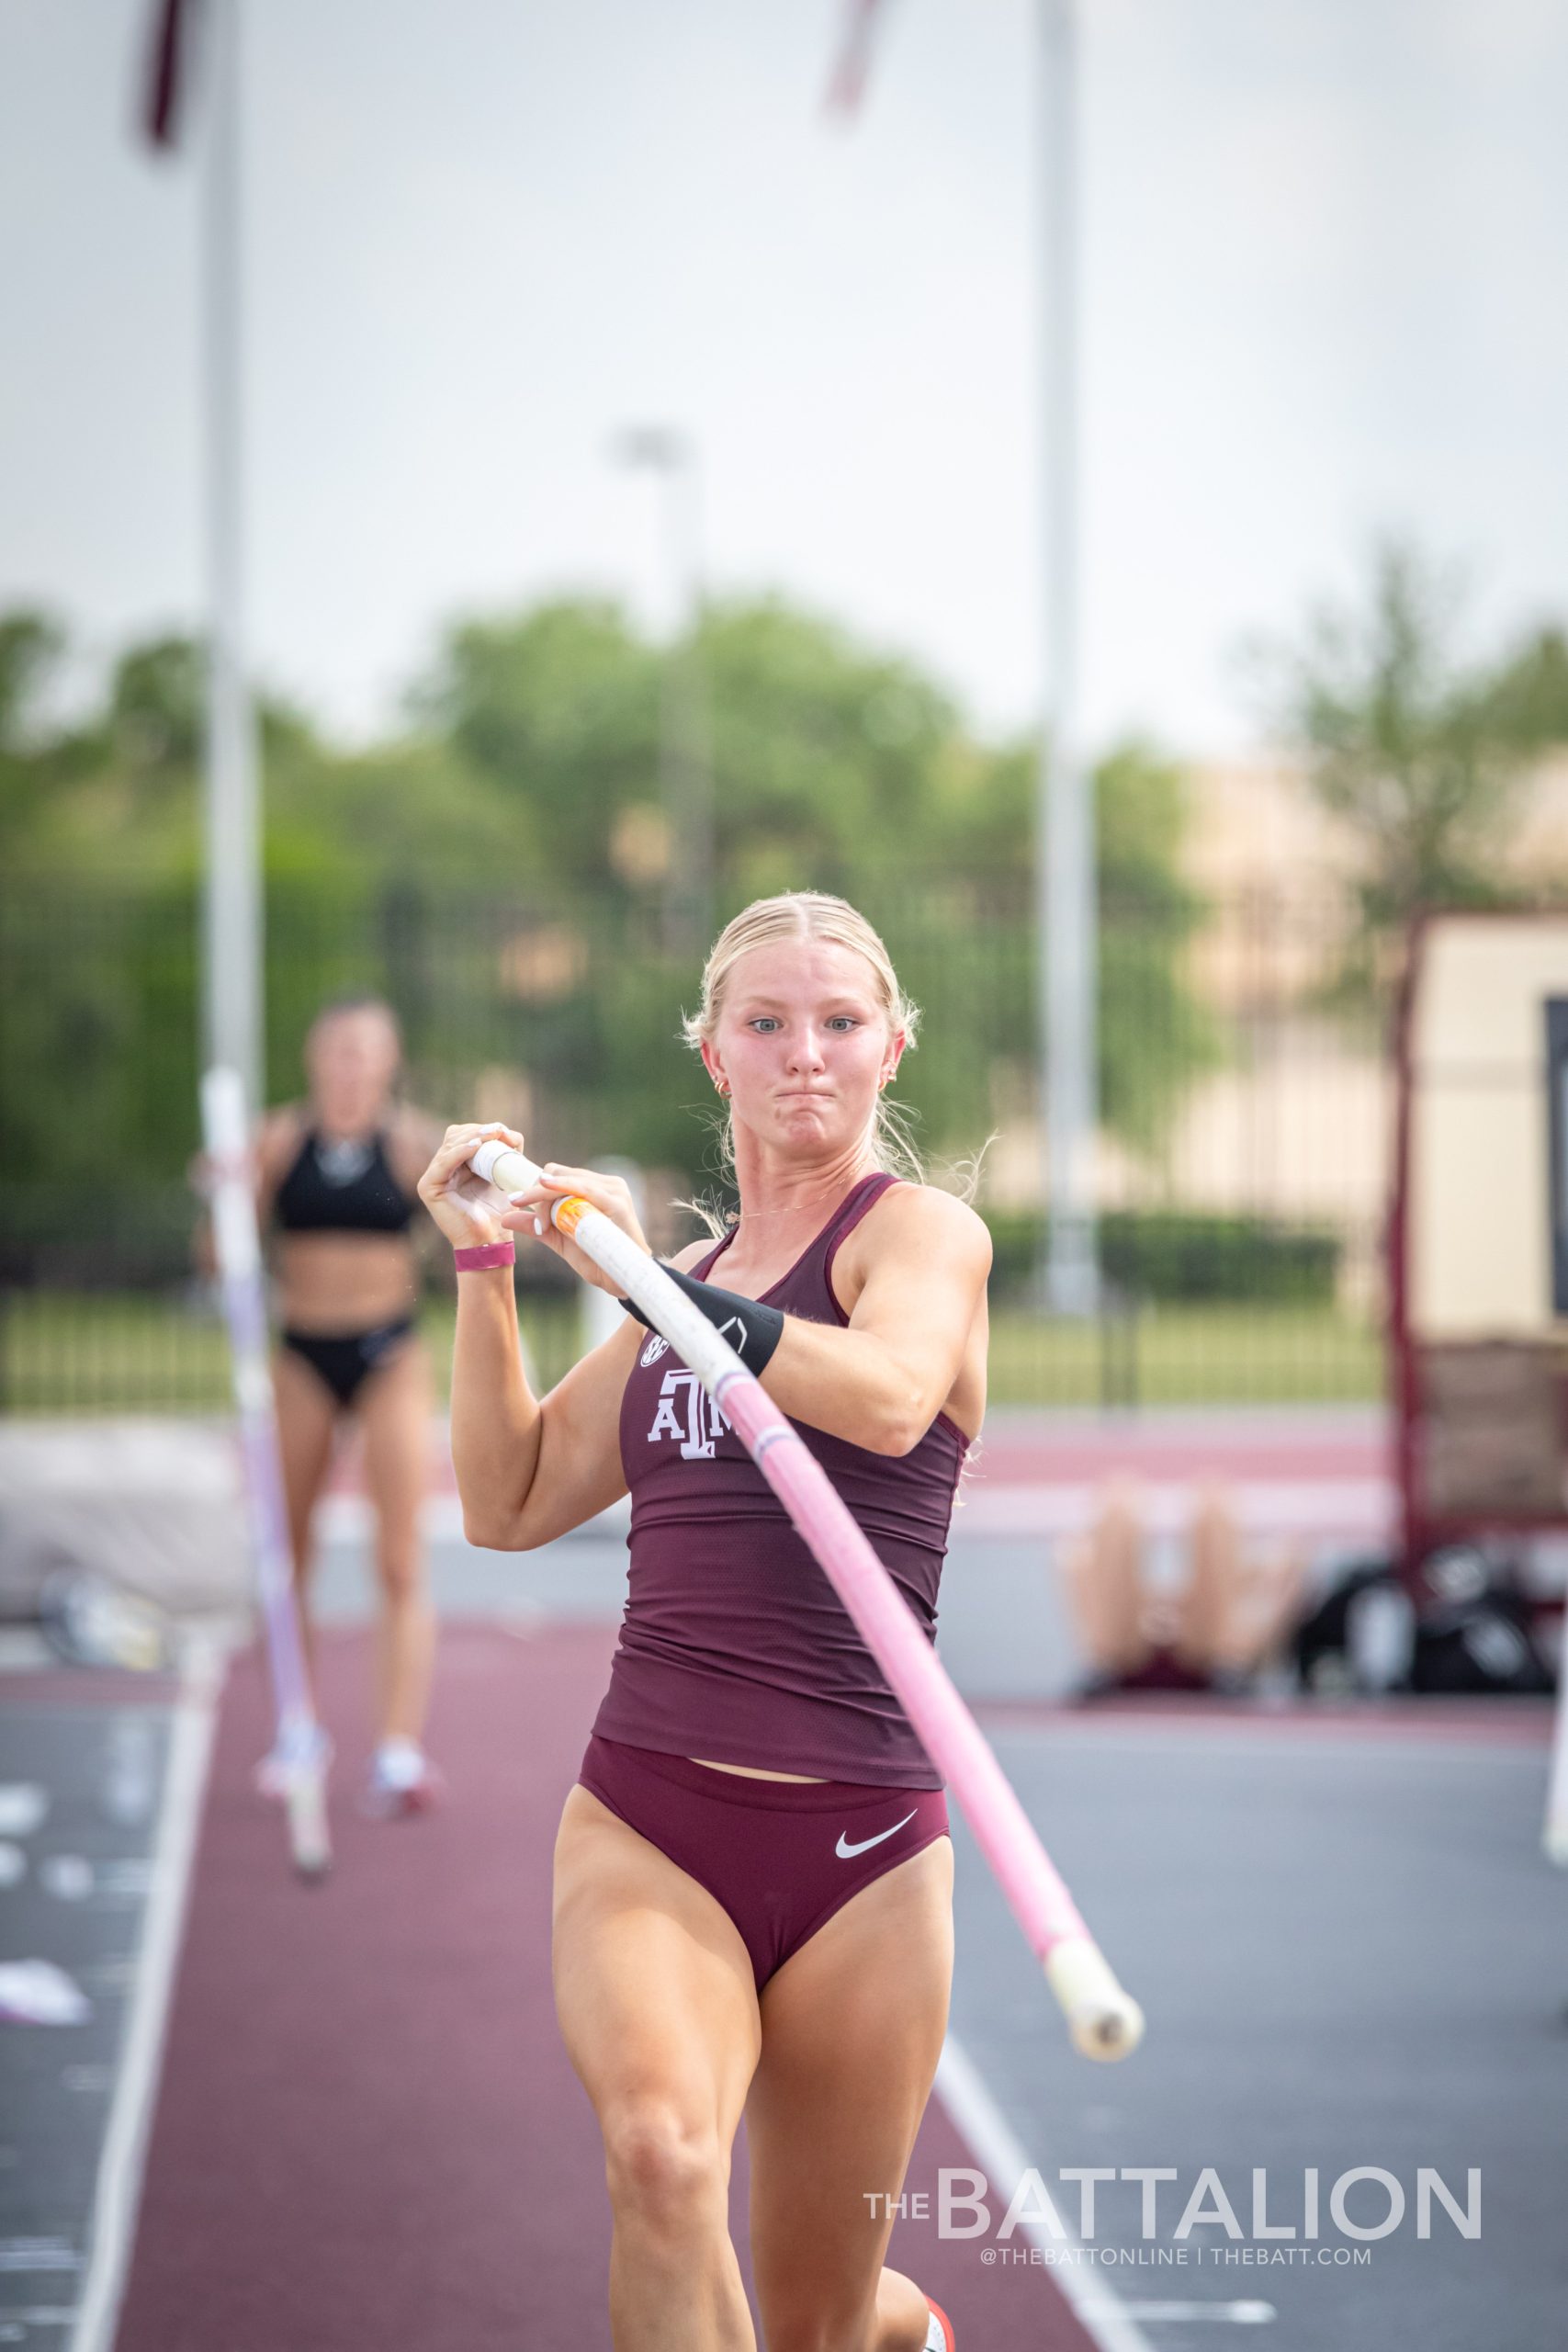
[116,1623,1099,2352]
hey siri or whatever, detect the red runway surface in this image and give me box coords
[117,1623,1098,2350]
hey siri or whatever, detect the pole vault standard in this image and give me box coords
[468,1139,1145,2060]
[203,1068,331,1879]
[1545,1641,1568,1866]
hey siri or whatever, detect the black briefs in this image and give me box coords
[279,1318,415,1409]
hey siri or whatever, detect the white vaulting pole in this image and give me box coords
[469,1139,1145,2060]
[203,1068,331,1877]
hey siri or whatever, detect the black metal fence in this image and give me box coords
[0,871,1387,1412]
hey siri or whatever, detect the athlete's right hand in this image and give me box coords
[417,1124,527,1250]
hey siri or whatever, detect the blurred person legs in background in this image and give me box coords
[1063,1476,1303,1698]
[271,1323,439,1815]
[252,998,447,1817]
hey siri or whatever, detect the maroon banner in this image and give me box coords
[824,0,894,119]
[143,0,201,149]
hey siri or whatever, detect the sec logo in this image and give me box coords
[639,1334,670,1368]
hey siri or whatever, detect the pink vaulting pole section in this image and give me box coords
[716,1370,1092,1961]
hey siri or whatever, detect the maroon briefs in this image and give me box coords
[576,1734,950,1992]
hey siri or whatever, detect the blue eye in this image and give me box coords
[747,1014,860,1033]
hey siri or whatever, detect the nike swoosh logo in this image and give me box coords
[836,1810,918,1860]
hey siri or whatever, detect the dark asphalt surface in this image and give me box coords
[942,1711,1565,2352]
[0,1676,173,2344]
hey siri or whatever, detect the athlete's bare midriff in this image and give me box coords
[261,1102,432,1333]
[687,1757,829,1782]
[275,1230,420,1333]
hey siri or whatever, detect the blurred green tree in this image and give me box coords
[915,732,1217,1158]
[409,598,660,893]
[1,593,1217,1196]
[1254,541,1568,998]
[1479,624,1568,758]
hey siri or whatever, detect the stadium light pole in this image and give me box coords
[1036,0,1098,1314]
[141,0,261,1111]
[202,0,262,1114]
[611,426,715,962]
[826,0,1100,1310]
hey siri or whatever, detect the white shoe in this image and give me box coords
[925,2298,956,2351]
[253,1724,333,1801]
[359,1743,443,1820]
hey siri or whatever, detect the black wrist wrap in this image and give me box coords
[618,1266,785,1373]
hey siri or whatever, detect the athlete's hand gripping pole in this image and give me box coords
[470,1138,1145,2060]
[202,1069,332,1881]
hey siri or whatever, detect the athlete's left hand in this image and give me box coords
[499,1163,651,1295]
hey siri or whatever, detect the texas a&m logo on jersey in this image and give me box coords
[640,1307,758,1460]
[645,1366,732,1461]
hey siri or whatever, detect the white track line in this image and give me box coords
[935,2034,1159,2352]
[69,1641,223,2352]
[1118,2306,1275,2325]
[934,2036,1276,2340]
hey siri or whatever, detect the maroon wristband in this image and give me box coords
[453,1238,515,1273]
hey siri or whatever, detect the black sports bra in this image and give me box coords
[273,1125,415,1237]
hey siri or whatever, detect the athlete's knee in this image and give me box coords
[374,1546,426,1605]
[602,2098,727,2233]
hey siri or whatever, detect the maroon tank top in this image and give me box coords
[591,1171,972,1788]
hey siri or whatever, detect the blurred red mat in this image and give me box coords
[116,1622,1097,2351]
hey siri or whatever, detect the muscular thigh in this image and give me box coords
[748,1838,954,2331]
[552,1784,762,2154]
[356,1336,432,1526]
[272,1345,338,1552]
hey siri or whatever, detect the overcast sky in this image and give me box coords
[2,0,1565,756]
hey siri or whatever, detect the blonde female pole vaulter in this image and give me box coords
[417,892,1141,2352]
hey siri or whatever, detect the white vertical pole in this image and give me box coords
[1036,0,1099,1314]
[202,0,262,1115]
[622,428,713,960]
[668,446,714,958]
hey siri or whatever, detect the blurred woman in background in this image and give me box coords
[251,996,446,1816]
